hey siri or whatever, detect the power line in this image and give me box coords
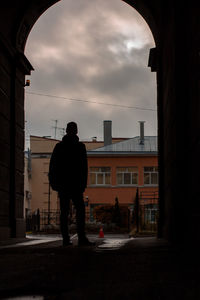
[25,91,156,112]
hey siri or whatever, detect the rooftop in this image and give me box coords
[87,136,158,155]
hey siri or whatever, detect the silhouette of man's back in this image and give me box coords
[49,122,87,193]
[49,122,93,246]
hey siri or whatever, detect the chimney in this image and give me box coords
[104,120,112,146]
[139,121,145,145]
[92,137,97,142]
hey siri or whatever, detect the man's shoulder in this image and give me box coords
[78,141,86,149]
[78,141,85,146]
[56,141,63,147]
[54,138,85,151]
[53,141,64,152]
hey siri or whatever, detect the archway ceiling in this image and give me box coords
[15,0,159,53]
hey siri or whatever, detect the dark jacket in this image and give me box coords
[49,134,88,193]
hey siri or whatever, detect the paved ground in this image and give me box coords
[0,234,199,299]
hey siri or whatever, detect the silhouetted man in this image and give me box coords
[49,122,93,246]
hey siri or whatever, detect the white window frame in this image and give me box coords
[89,167,111,186]
[144,166,158,186]
[144,206,158,224]
[116,167,138,186]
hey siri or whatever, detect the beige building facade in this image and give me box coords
[30,136,59,215]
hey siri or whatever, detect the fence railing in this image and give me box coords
[138,191,159,233]
[26,191,159,234]
[26,210,61,232]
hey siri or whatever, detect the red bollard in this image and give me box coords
[99,227,104,238]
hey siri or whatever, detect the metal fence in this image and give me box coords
[40,210,60,229]
[26,209,61,232]
[138,191,159,233]
[26,191,159,234]
[26,209,40,232]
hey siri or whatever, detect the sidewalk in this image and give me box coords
[0,235,199,299]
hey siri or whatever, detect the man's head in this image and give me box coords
[66,122,78,136]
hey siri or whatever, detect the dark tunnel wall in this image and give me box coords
[0,0,199,244]
[0,0,60,239]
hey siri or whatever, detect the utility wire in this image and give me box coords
[25,91,156,112]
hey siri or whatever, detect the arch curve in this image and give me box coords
[123,0,159,45]
[16,0,60,51]
[17,0,159,53]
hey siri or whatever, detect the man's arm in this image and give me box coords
[49,144,59,172]
[49,143,60,190]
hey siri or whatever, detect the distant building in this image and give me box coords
[26,121,158,231]
[85,122,158,228]
[27,123,127,229]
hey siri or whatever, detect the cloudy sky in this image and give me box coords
[25,0,157,146]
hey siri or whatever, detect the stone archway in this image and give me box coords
[0,0,199,244]
[0,0,60,239]
[12,0,160,240]
[18,0,161,239]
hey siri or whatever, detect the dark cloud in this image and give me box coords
[25,0,156,145]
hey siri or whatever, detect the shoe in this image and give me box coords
[63,239,73,247]
[78,237,95,247]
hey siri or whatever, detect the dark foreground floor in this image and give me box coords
[0,237,199,300]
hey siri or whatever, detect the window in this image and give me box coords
[144,167,158,185]
[90,167,111,185]
[116,167,138,185]
[144,204,158,224]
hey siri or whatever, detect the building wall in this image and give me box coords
[30,136,58,154]
[85,155,158,221]
[31,157,59,213]
[0,32,33,239]
[0,39,12,239]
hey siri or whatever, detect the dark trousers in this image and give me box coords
[58,191,85,241]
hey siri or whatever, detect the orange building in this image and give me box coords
[85,131,158,226]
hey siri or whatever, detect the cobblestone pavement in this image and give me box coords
[0,235,199,300]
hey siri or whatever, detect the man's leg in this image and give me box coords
[58,191,71,245]
[72,192,95,246]
[71,192,86,239]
